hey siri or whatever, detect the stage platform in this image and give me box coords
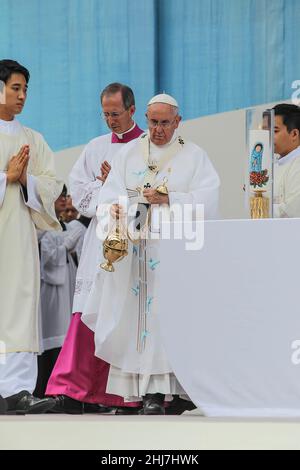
[1,410,300,450]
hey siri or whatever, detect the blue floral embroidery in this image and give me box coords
[141,330,149,340]
[146,296,154,313]
[133,245,138,256]
[131,285,139,296]
[148,258,160,270]
[132,169,147,177]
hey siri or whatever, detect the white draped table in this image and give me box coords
[157,218,300,417]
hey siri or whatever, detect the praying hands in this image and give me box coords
[6,145,29,185]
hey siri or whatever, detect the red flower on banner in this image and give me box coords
[250,170,269,188]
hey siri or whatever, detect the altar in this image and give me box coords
[157,218,300,417]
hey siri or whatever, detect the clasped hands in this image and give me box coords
[6,145,30,186]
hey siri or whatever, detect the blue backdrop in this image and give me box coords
[1,0,300,150]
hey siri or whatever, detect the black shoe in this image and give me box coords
[115,406,142,415]
[0,395,7,415]
[50,395,84,414]
[84,403,115,414]
[6,391,56,415]
[142,393,165,415]
[165,395,196,415]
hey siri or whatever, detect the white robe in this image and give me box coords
[0,352,37,398]
[273,146,300,218]
[69,129,141,315]
[0,119,62,353]
[67,218,88,261]
[82,133,220,384]
[38,221,85,352]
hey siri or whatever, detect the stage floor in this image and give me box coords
[1,409,300,450]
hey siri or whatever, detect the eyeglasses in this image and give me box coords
[147,117,177,129]
[101,109,128,120]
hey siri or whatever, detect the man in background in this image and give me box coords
[46,83,143,414]
[272,103,300,218]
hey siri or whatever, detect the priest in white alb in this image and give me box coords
[82,93,220,414]
[46,83,143,414]
[0,59,62,414]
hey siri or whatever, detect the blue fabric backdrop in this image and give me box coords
[0,0,300,150]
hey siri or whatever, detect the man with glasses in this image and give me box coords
[46,83,143,414]
[82,93,220,414]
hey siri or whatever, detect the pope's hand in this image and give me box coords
[143,188,169,205]
[110,204,124,219]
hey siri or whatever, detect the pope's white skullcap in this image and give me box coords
[147,93,178,108]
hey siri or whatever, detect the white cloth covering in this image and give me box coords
[156,218,300,417]
[82,133,220,399]
[69,128,140,315]
[0,119,62,352]
[38,222,84,352]
[0,352,37,398]
[273,146,300,217]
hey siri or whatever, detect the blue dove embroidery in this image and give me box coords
[146,296,154,313]
[148,258,160,270]
[141,330,149,340]
[131,284,139,296]
[132,169,147,177]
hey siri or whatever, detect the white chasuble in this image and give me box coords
[82,133,220,375]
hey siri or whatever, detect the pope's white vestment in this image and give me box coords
[82,131,220,399]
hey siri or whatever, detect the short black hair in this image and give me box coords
[0,59,30,84]
[101,82,135,109]
[273,103,300,133]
